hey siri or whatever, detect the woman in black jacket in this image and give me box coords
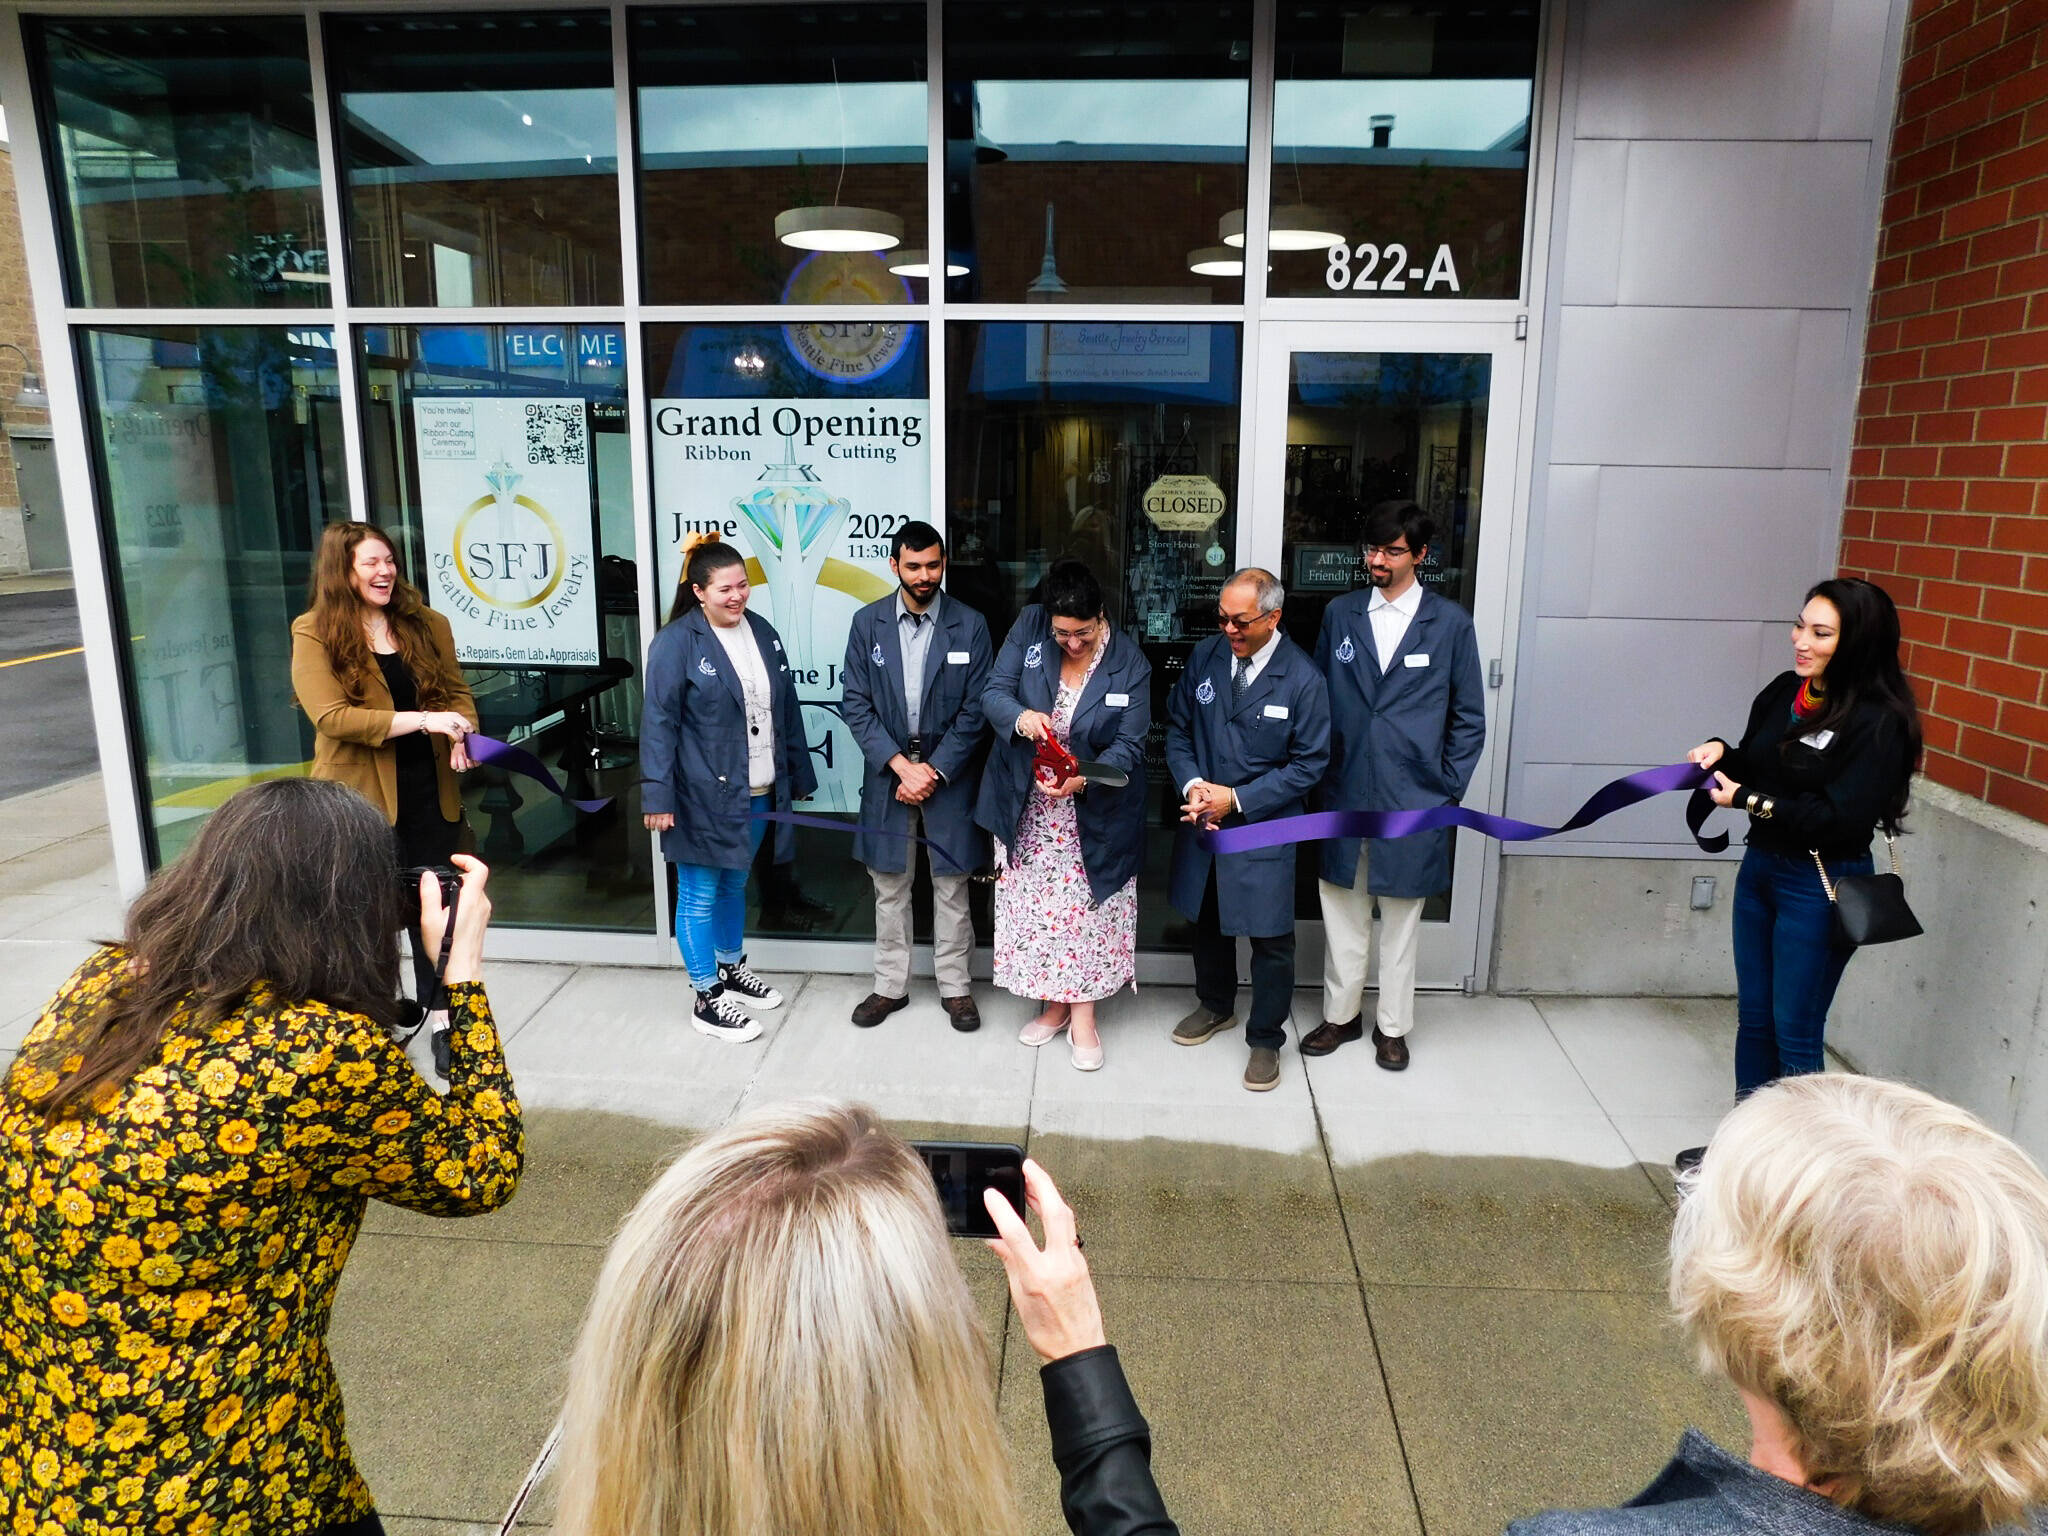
[1683,578,1921,1133]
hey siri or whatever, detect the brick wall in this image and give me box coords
[1841,0,2048,826]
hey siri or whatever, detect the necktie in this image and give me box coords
[1232,656,1250,702]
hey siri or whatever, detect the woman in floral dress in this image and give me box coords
[977,562,1152,1070]
[0,779,521,1536]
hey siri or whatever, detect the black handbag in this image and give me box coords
[1812,836,1922,947]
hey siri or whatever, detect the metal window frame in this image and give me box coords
[0,0,1557,981]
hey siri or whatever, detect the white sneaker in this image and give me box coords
[717,958,784,1010]
[692,985,763,1043]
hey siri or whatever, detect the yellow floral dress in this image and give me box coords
[0,946,524,1535]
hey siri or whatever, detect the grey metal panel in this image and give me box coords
[1616,142,1875,310]
[1788,309,1856,471]
[1537,463,1600,619]
[1586,467,1835,621]
[1575,0,1835,140]
[1549,306,1805,468]
[1560,140,1627,306]
[1515,616,1776,764]
[1818,0,1893,141]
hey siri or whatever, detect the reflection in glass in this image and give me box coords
[633,7,927,306]
[949,321,1240,948]
[331,12,622,308]
[80,327,347,863]
[944,3,1251,304]
[30,19,326,308]
[644,322,933,943]
[1277,349,1491,920]
[360,324,647,932]
[1270,2,1538,300]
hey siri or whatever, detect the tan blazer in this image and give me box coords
[290,608,479,825]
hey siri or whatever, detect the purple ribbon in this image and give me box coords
[1198,761,1724,855]
[466,733,613,813]
[749,808,979,873]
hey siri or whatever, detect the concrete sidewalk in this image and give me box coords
[0,777,1748,1536]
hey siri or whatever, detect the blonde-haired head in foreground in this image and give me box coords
[1673,1074,2048,1534]
[551,1100,1025,1536]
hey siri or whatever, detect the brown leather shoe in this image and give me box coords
[942,995,982,1033]
[1300,1016,1364,1057]
[851,992,909,1028]
[1371,1024,1410,1071]
[1243,1046,1281,1092]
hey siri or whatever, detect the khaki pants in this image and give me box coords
[1319,850,1425,1038]
[871,807,974,999]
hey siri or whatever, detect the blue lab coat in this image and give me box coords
[1315,587,1487,898]
[976,606,1152,906]
[839,592,993,876]
[640,607,818,869]
[1165,632,1332,937]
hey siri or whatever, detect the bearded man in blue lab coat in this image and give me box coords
[1300,500,1486,1072]
[1165,567,1331,1094]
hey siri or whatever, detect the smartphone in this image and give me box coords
[909,1140,1027,1239]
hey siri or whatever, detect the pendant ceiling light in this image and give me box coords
[886,248,969,277]
[776,60,905,254]
[1218,205,1344,251]
[1186,245,1243,277]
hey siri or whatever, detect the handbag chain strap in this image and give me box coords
[1810,834,1901,903]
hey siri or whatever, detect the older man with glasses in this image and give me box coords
[1164,567,1331,1093]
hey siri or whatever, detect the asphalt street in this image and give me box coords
[0,587,96,799]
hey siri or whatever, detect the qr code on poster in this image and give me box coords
[525,402,586,466]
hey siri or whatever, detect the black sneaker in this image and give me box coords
[717,957,783,1010]
[430,1027,451,1079]
[692,985,764,1043]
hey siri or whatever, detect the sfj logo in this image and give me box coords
[435,460,585,634]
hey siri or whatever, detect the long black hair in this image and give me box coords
[1799,577,1923,829]
[12,779,404,1122]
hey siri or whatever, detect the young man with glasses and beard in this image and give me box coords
[1303,501,1486,1071]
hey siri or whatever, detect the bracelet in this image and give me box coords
[1757,797,1775,820]
[1742,790,1757,815]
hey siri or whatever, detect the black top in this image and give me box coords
[1041,1347,1178,1535]
[374,650,441,821]
[1714,671,1915,862]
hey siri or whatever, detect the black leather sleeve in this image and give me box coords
[1041,1347,1180,1536]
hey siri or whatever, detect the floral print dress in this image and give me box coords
[0,946,524,1535]
[993,642,1138,1003]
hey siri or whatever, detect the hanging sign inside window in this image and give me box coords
[413,395,602,668]
[1323,242,1462,294]
[1141,474,1228,532]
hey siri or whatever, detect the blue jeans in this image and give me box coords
[1731,845,1873,1097]
[674,794,769,991]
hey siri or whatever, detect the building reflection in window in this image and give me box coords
[948,320,1240,948]
[330,11,623,307]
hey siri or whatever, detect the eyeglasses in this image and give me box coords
[1364,544,1412,560]
[1216,610,1274,632]
[1050,623,1098,644]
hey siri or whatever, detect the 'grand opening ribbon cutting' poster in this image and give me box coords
[414,395,602,669]
[652,398,931,812]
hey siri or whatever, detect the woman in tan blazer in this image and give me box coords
[293,520,479,1068]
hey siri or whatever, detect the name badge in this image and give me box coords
[1404,653,1430,668]
[1799,729,1836,750]
[1105,692,1130,707]
[947,650,970,664]
[1262,704,1290,720]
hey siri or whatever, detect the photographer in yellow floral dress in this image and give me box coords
[0,779,523,1536]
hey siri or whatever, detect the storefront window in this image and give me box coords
[1269,2,1538,300]
[633,6,928,307]
[644,320,931,941]
[79,326,348,863]
[948,320,1239,947]
[359,323,645,932]
[330,12,622,308]
[943,2,1252,305]
[30,18,326,308]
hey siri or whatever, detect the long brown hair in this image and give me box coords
[11,780,405,1123]
[302,520,460,707]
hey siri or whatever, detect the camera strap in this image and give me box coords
[496,1421,560,1535]
[433,883,460,994]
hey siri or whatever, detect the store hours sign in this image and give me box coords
[651,398,929,811]
[414,396,602,668]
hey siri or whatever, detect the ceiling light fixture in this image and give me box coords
[1219,204,1344,251]
[775,59,905,254]
[886,248,968,278]
[1186,245,1243,277]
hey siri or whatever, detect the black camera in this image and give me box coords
[398,864,462,929]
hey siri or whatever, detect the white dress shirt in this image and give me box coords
[1369,581,1424,671]
[1185,629,1281,801]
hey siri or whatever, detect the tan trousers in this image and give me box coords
[1319,850,1425,1038]
[871,807,975,999]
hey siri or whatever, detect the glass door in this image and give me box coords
[1250,320,1521,989]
